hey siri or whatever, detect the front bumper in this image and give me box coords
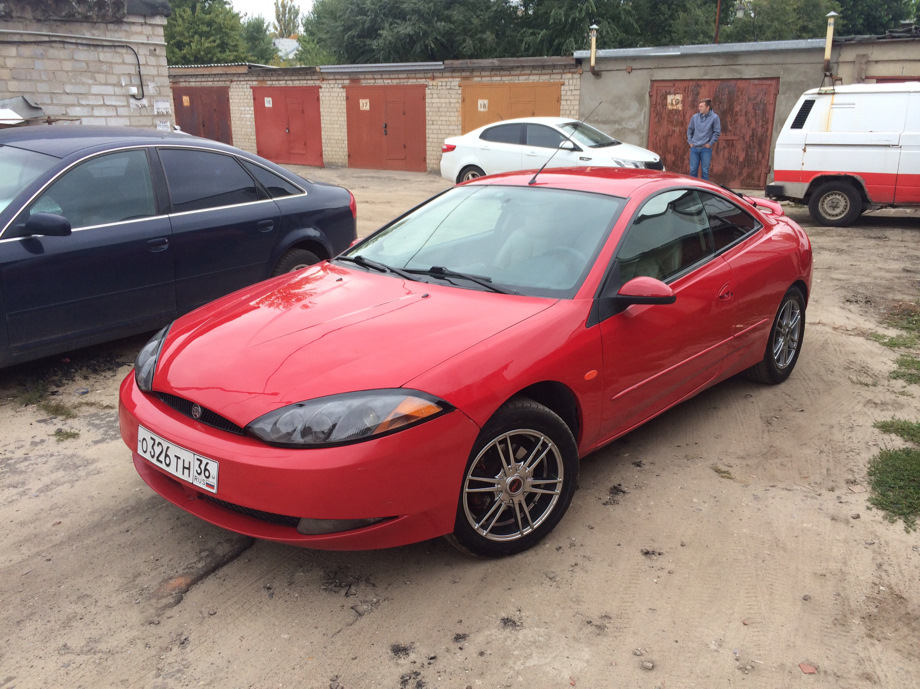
[119,373,481,550]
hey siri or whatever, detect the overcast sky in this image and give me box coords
[230,0,314,23]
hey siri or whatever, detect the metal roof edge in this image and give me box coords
[317,62,444,74]
[574,38,825,60]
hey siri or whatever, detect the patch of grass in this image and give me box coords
[874,418,920,446]
[38,400,76,419]
[870,332,918,348]
[711,464,734,480]
[884,301,920,334]
[891,355,920,385]
[870,419,920,531]
[867,448,920,531]
[15,380,49,406]
[53,429,80,442]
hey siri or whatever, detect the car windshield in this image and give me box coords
[340,185,625,298]
[0,145,59,214]
[558,122,622,148]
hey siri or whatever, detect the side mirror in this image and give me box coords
[614,276,676,306]
[18,213,72,238]
[559,141,578,152]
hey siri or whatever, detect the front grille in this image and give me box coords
[157,392,245,435]
[645,160,665,171]
[205,496,300,527]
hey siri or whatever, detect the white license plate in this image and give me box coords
[137,425,219,494]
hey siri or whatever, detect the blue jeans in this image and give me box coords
[689,146,712,180]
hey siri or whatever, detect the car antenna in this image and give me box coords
[528,101,603,186]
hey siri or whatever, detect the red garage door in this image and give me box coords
[648,79,779,189]
[173,86,232,144]
[252,86,323,167]
[345,85,426,172]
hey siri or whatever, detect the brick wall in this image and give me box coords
[0,13,172,129]
[170,61,582,172]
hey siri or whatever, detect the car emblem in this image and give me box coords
[191,404,203,420]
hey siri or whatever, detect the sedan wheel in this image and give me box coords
[457,166,485,183]
[448,398,578,557]
[745,286,805,384]
[272,248,321,276]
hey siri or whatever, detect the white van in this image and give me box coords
[766,82,920,226]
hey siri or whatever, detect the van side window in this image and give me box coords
[790,100,816,129]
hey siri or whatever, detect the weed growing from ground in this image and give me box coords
[869,418,920,531]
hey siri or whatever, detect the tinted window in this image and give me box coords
[700,191,760,251]
[241,160,303,198]
[480,124,523,145]
[25,149,156,230]
[526,125,566,149]
[159,149,263,213]
[616,189,712,283]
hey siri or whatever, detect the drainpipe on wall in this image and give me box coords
[589,24,601,77]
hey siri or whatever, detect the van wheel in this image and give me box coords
[808,181,862,226]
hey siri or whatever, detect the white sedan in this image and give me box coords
[440,116,663,183]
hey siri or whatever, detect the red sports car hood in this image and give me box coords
[154,263,554,425]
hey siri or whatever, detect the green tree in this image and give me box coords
[836,0,914,35]
[165,0,247,66]
[295,29,335,66]
[722,0,841,42]
[516,0,640,56]
[304,0,519,63]
[242,15,278,64]
[273,0,301,38]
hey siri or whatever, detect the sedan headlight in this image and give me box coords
[612,158,644,168]
[247,390,450,447]
[134,324,171,393]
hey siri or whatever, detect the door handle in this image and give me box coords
[146,237,169,252]
[718,282,734,300]
[257,220,274,232]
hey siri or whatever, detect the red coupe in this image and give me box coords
[119,168,812,557]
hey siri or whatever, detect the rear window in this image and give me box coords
[480,124,523,145]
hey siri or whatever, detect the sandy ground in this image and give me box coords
[1,167,919,689]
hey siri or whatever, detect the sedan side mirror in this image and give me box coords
[559,141,579,152]
[17,213,72,238]
[614,276,676,306]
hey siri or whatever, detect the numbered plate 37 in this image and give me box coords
[137,425,219,494]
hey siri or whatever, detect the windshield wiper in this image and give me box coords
[406,266,516,294]
[337,255,417,281]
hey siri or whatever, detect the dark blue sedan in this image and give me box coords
[0,125,356,368]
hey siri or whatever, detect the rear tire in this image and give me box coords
[272,248,320,276]
[447,398,578,558]
[745,286,805,384]
[457,166,485,183]
[808,181,861,226]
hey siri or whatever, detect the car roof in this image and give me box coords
[464,166,679,194]
[472,116,580,132]
[0,125,233,158]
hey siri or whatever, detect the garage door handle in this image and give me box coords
[257,220,274,232]
[146,237,169,252]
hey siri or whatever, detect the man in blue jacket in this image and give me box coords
[687,98,721,181]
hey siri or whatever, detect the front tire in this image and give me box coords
[447,398,578,557]
[808,181,862,226]
[745,286,805,384]
[457,166,485,183]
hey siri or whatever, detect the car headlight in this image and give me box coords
[612,158,644,168]
[247,390,450,447]
[134,324,171,393]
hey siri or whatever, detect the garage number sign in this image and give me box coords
[478,99,489,112]
[264,97,273,108]
[360,99,370,111]
[667,94,683,110]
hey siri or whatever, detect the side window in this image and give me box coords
[699,191,760,251]
[240,159,303,198]
[526,124,566,149]
[24,150,156,230]
[616,189,712,283]
[479,124,523,145]
[159,148,264,213]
